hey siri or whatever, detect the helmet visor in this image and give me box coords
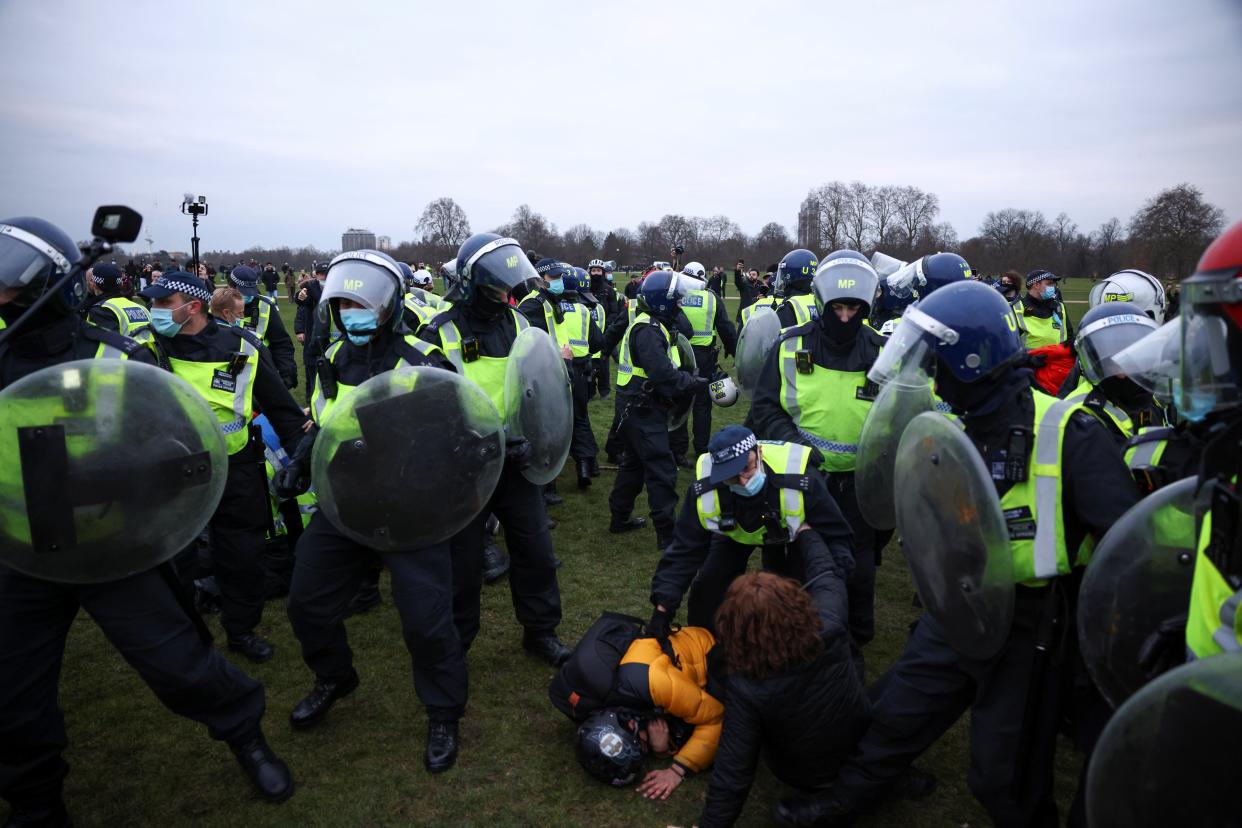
[813,260,879,312]
[870,251,907,278]
[666,272,705,300]
[468,240,540,300]
[1178,300,1239,419]
[884,259,925,300]
[1112,319,1180,399]
[868,307,953,386]
[0,226,63,291]
[321,258,399,317]
[1076,313,1159,384]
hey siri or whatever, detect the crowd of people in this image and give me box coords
[0,208,1239,828]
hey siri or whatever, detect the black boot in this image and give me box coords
[482,540,510,584]
[227,632,275,664]
[609,514,647,534]
[771,791,856,827]
[588,457,600,477]
[2,800,73,828]
[289,671,360,729]
[576,459,592,489]
[522,631,572,666]
[229,730,294,803]
[424,720,460,774]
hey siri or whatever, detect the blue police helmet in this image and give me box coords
[0,216,84,313]
[638,269,703,319]
[564,266,589,293]
[918,252,973,296]
[870,280,1023,385]
[775,248,818,294]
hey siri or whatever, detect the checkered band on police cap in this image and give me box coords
[156,274,214,302]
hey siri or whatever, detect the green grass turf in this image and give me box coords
[52,283,1095,826]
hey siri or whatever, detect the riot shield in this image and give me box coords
[667,333,698,430]
[312,366,504,550]
[0,359,227,582]
[894,412,1014,660]
[503,327,572,485]
[1078,476,1198,707]
[1086,653,1242,828]
[855,366,935,530]
[734,307,782,393]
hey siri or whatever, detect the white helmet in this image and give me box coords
[1089,269,1166,324]
[588,258,606,270]
[412,268,434,288]
[682,261,706,279]
[708,374,738,407]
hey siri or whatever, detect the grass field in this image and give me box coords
[50,279,1095,827]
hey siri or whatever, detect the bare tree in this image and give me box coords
[816,182,851,252]
[696,214,743,266]
[1128,183,1226,279]
[842,182,872,252]
[895,186,940,254]
[1090,217,1125,277]
[496,204,559,253]
[657,214,697,253]
[871,185,902,250]
[1051,212,1078,274]
[602,228,636,268]
[415,197,472,260]
[561,223,603,265]
[751,222,793,268]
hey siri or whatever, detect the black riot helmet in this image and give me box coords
[774,248,818,296]
[453,232,542,306]
[0,217,85,315]
[575,708,646,786]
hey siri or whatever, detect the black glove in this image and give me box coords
[645,606,672,639]
[505,438,532,470]
[1027,352,1048,368]
[283,372,298,390]
[274,459,311,499]
[1136,613,1187,679]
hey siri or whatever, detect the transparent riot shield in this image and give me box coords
[312,366,504,550]
[503,327,572,485]
[0,359,227,582]
[855,364,935,530]
[1086,653,1242,828]
[1078,476,1199,707]
[667,333,698,430]
[894,412,1014,660]
[734,307,782,393]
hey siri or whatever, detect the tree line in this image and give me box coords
[128,182,1226,281]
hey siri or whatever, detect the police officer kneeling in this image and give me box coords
[0,217,293,820]
[278,250,469,773]
[648,425,854,633]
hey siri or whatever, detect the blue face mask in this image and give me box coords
[340,307,379,346]
[244,292,258,305]
[605,274,614,282]
[1040,285,1057,301]
[150,305,186,337]
[547,279,565,296]
[728,469,766,498]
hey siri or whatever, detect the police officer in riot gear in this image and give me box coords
[421,233,571,666]
[280,249,469,773]
[81,262,151,341]
[588,258,622,400]
[607,270,707,551]
[669,262,737,464]
[771,249,820,328]
[144,271,310,663]
[227,265,298,389]
[776,281,1138,828]
[749,255,886,671]
[0,216,294,820]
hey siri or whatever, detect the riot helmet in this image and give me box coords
[454,232,541,306]
[638,269,705,319]
[321,249,405,343]
[411,268,434,289]
[773,249,817,297]
[813,257,879,345]
[1075,302,1160,385]
[682,261,706,280]
[868,250,906,277]
[1089,269,1167,324]
[869,280,1024,398]
[886,251,971,301]
[0,217,84,315]
[565,266,595,302]
[575,708,646,786]
[396,260,417,291]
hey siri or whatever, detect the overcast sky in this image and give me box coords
[1,0,1239,255]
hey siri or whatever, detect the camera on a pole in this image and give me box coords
[180,193,208,275]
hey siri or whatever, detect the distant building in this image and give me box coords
[377,235,392,251]
[342,228,377,252]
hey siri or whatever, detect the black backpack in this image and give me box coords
[550,611,679,722]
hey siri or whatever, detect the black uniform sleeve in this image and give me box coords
[293,303,309,336]
[795,486,854,641]
[249,338,309,454]
[1061,412,1140,554]
[715,298,738,357]
[518,296,548,331]
[85,304,121,333]
[698,688,763,828]
[587,317,604,354]
[748,342,803,444]
[631,324,698,398]
[602,311,629,360]
[650,487,715,614]
[262,302,297,386]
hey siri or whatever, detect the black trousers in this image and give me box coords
[669,344,717,459]
[592,356,610,397]
[826,472,877,657]
[450,463,563,652]
[0,565,265,810]
[834,591,1066,827]
[302,344,317,404]
[287,514,466,720]
[209,460,271,638]
[607,399,679,541]
[685,536,805,630]
[569,359,598,460]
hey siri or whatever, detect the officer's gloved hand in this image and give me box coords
[1136,612,1188,679]
[274,460,311,499]
[645,606,672,639]
[1027,352,1048,368]
[505,438,532,470]
[283,373,298,390]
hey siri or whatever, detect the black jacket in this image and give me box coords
[697,539,868,828]
[733,269,760,310]
[0,311,154,388]
[650,466,854,615]
[154,319,307,457]
[247,296,297,388]
[80,292,137,333]
[774,288,814,329]
[616,317,700,404]
[419,301,522,359]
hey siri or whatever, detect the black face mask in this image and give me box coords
[1098,375,1152,410]
[470,289,509,319]
[819,309,863,346]
[933,357,1018,419]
